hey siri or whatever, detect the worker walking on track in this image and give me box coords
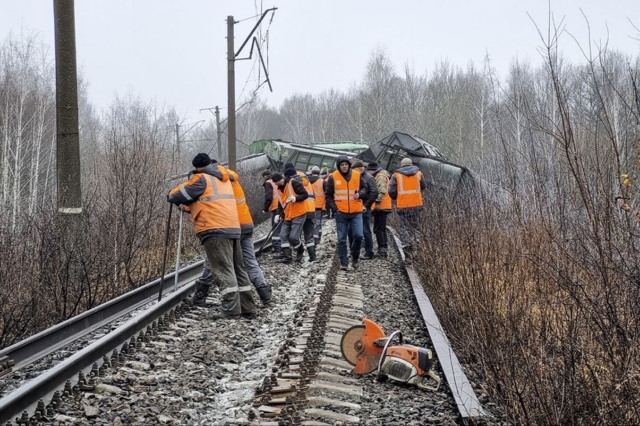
[168,153,256,319]
[326,155,369,270]
[389,157,427,254]
[309,166,326,245]
[262,170,282,255]
[367,162,392,258]
[273,168,311,264]
[351,160,378,259]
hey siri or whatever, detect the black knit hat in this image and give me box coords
[271,172,284,182]
[284,162,294,170]
[366,161,378,171]
[192,153,211,168]
[284,168,297,177]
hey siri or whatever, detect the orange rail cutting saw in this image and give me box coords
[340,318,440,391]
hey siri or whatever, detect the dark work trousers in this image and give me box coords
[280,215,306,249]
[362,208,374,255]
[200,232,270,293]
[372,209,389,251]
[397,207,423,248]
[313,209,323,244]
[202,237,256,317]
[240,231,269,291]
[303,212,315,252]
[270,210,282,252]
[336,212,363,265]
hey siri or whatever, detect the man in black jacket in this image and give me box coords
[262,170,282,254]
[352,160,378,259]
[325,155,369,270]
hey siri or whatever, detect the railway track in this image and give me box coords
[0,219,499,425]
[0,236,270,425]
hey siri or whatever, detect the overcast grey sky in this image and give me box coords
[1,0,639,123]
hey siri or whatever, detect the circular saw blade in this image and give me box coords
[341,325,366,366]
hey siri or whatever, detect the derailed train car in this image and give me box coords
[247,139,357,173]
[357,131,505,202]
[244,134,506,203]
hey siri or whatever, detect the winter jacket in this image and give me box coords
[388,165,426,200]
[325,155,369,214]
[361,171,379,210]
[168,162,240,241]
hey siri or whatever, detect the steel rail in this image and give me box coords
[0,236,269,374]
[0,280,194,424]
[0,235,271,424]
[389,227,486,421]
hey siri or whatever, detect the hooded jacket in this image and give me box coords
[388,164,427,202]
[325,155,369,213]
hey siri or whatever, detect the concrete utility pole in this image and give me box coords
[215,106,222,160]
[226,8,276,171]
[54,0,82,215]
[227,16,236,171]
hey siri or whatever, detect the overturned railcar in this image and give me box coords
[248,139,358,173]
[357,131,490,199]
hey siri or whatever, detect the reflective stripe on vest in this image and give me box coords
[373,173,392,211]
[395,171,423,209]
[331,169,363,214]
[266,179,281,211]
[190,174,240,235]
[313,179,326,210]
[297,171,315,213]
[227,169,253,230]
[283,179,308,221]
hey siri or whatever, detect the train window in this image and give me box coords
[321,157,334,169]
[309,155,323,166]
[297,153,310,163]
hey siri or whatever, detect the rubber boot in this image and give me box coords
[256,286,272,305]
[276,247,292,264]
[308,245,317,262]
[191,280,211,306]
[295,245,305,263]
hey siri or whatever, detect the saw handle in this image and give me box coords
[376,330,403,381]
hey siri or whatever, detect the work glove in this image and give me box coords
[274,214,281,224]
[286,195,296,204]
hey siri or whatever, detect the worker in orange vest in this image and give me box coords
[309,166,326,245]
[262,170,283,254]
[367,162,392,258]
[325,155,370,270]
[273,167,313,264]
[284,162,316,262]
[167,153,256,319]
[388,157,427,253]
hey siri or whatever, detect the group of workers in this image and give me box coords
[167,152,426,319]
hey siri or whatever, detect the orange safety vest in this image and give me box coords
[395,171,423,209]
[313,179,325,210]
[282,179,308,221]
[331,170,363,214]
[372,173,392,211]
[227,170,253,233]
[296,171,315,214]
[266,179,281,211]
[170,173,239,235]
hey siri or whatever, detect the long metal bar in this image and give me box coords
[0,282,194,424]
[389,227,486,420]
[227,15,236,171]
[174,212,184,292]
